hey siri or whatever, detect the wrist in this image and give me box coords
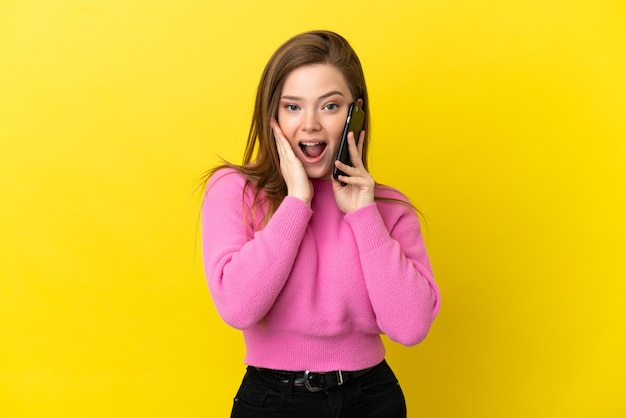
[288,192,312,206]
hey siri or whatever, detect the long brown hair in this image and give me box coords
[199,30,371,221]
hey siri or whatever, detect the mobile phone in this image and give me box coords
[332,102,365,185]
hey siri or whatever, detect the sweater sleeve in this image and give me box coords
[201,169,313,330]
[344,201,440,346]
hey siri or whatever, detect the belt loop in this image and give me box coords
[336,370,345,386]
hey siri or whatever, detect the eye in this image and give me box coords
[284,104,299,112]
[324,103,338,111]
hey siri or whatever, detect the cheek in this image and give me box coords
[277,107,299,125]
[276,115,301,151]
[276,114,295,138]
[328,116,347,140]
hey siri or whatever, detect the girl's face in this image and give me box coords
[277,64,361,180]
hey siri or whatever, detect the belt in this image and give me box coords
[255,366,375,392]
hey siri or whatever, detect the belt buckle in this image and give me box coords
[303,371,345,392]
[303,371,324,392]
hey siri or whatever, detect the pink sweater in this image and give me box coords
[202,168,440,372]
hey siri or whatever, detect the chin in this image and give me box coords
[305,167,332,180]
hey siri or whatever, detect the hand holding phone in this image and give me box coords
[332,102,365,186]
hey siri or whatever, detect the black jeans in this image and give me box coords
[230,360,407,418]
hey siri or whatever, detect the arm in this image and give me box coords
[345,202,440,346]
[201,170,312,329]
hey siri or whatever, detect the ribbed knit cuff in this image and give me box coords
[344,203,390,254]
[268,196,313,242]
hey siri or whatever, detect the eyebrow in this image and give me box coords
[280,90,345,101]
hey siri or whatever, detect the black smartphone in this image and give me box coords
[332,102,365,185]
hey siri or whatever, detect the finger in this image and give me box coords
[270,118,281,135]
[335,165,362,181]
[273,124,302,169]
[272,120,290,159]
[334,159,360,177]
[271,119,286,145]
[356,130,365,155]
[334,172,368,188]
[277,135,296,162]
[274,131,285,160]
[347,131,364,168]
[334,162,374,188]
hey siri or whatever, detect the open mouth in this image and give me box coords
[299,142,327,159]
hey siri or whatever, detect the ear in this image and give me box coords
[357,98,364,108]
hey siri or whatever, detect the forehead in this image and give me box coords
[281,64,352,98]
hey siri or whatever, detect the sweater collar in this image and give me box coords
[311,178,334,198]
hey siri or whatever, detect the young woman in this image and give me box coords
[201,30,440,418]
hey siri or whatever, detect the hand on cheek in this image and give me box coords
[271,119,314,205]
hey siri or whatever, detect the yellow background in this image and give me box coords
[2,0,625,416]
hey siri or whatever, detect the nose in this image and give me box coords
[302,109,321,132]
